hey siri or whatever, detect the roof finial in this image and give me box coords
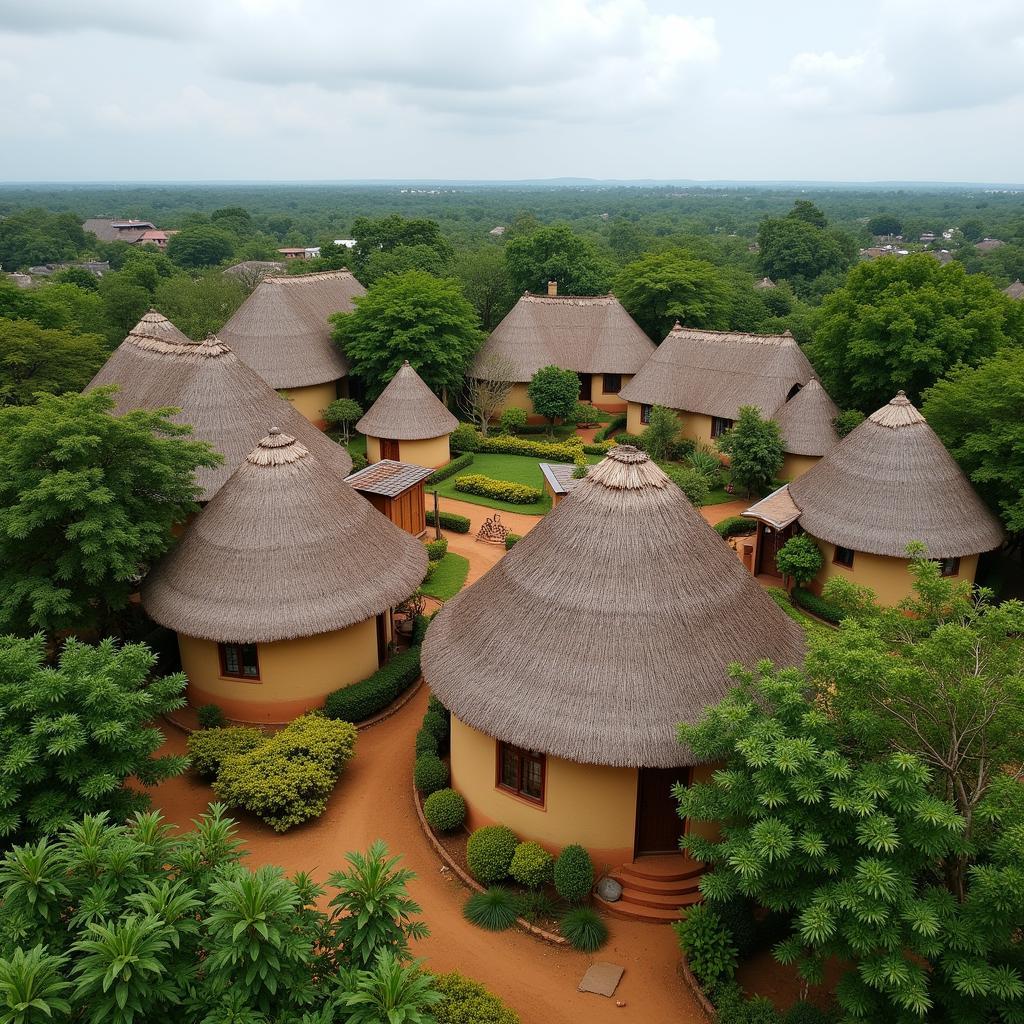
[672,320,682,330]
[402,358,410,365]
[269,426,281,435]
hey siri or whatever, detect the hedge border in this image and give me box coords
[427,452,475,485]
[426,509,471,534]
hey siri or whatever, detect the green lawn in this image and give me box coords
[346,434,367,460]
[420,553,470,600]
[430,452,599,516]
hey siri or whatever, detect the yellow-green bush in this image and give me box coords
[212,713,357,831]
[475,433,584,461]
[186,726,265,779]
[432,972,520,1024]
[453,474,542,504]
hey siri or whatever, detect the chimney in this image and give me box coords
[547,280,558,297]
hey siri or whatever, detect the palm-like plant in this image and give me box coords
[339,950,441,1024]
[0,945,72,1024]
[327,840,429,968]
[0,840,70,941]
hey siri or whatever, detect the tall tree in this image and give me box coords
[349,215,453,276]
[152,271,246,340]
[0,387,219,634]
[716,406,784,497]
[527,365,580,434]
[166,224,236,269]
[808,254,1024,410]
[0,319,107,406]
[757,216,851,287]
[504,224,614,296]
[331,271,482,400]
[452,247,517,331]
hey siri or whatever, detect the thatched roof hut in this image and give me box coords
[423,445,805,768]
[356,360,458,440]
[471,292,655,382]
[142,429,428,644]
[620,323,815,421]
[774,378,840,457]
[218,270,364,389]
[87,311,352,501]
[789,392,1003,559]
[1004,279,1024,300]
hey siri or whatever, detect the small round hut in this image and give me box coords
[87,311,351,501]
[422,445,805,877]
[356,360,458,468]
[142,429,427,723]
[773,378,840,480]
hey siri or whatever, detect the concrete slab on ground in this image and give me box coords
[579,962,625,997]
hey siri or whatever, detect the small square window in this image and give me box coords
[640,404,652,425]
[711,416,733,439]
[833,546,856,568]
[496,742,546,804]
[219,642,260,679]
[935,557,961,577]
[602,373,622,394]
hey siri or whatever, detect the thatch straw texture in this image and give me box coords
[423,445,806,768]
[471,293,655,382]
[87,312,352,501]
[619,323,815,420]
[1004,279,1024,300]
[218,271,364,389]
[356,361,458,440]
[142,430,428,644]
[774,379,840,457]
[789,393,1003,559]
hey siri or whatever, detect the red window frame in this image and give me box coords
[218,642,260,680]
[496,742,546,805]
[833,546,856,568]
[640,404,652,425]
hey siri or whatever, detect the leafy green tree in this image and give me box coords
[350,215,454,276]
[331,271,482,400]
[960,218,986,243]
[922,347,1024,538]
[613,250,732,339]
[716,406,784,497]
[361,243,453,286]
[0,210,86,270]
[787,200,828,229]
[166,225,236,269]
[452,246,517,331]
[151,271,246,340]
[210,206,255,238]
[808,254,1024,411]
[0,320,107,406]
[774,534,823,586]
[0,281,107,337]
[833,409,865,437]
[98,276,150,343]
[527,365,580,435]
[757,217,851,289]
[0,387,219,634]
[324,397,364,443]
[50,266,99,291]
[505,224,614,296]
[0,635,188,841]
[866,214,902,236]
[641,404,683,461]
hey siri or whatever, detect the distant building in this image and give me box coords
[919,232,937,243]
[489,226,505,236]
[929,250,954,265]
[83,218,157,244]
[25,260,110,277]
[975,238,1006,253]
[754,276,776,290]
[1004,279,1024,300]
[5,272,32,289]
[276,246,321,260]
[333,239,357,248]
[138,229,175,249]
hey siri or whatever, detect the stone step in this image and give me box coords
[596,895,693,923]
[618,886,704,910]
[611,869,703,896]
[618,855,705,884]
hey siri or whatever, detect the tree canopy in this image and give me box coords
[757,206,853,292]
[349,214,454,277]
[808,254,1024,411]
[0,388,219,634]
[331,270,482,400]
[165,224,237,269]
[0,319,107,406]
[527,365,580,432]
[716,406,784,497]
[504,224,614,296]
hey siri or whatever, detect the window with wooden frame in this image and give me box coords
[496,742,545,804]
[218,642,260,680]
[640,404,652,425]
[602,373,622,394]
[711,415,733,439]
[935,557,961,578]
[833,546,856,568]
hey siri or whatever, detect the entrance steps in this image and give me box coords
[596,855,705,923]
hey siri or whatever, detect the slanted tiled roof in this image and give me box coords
[539,462,580,496]
[346,459,434,498]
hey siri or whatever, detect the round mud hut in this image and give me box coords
[773,378,840,480]
[218,270,365,426]
[87,311,352,501]
[422,445,806,872]
[746,392,1003,604]
[356,360,458,468]
[142,429,427,723]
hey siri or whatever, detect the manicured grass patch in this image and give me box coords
[704,486,738,505]
[347,433,367,459]
[420,552,470,600]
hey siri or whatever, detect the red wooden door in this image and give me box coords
[380,437,400,461]
[635,767,688,856]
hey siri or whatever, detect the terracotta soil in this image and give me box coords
[150,688,699,1024]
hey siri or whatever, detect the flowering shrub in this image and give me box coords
[187,726,265,779]
[454,474,542,504]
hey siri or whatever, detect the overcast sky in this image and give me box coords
[1,0,1023,183]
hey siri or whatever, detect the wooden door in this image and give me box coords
[578,373,592,402]
[380,437,400,461]
[758,524,782,577]
[635,767,688,856]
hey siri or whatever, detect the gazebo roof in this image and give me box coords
[619,323,816,421]
[774,378,840,457]
[87,311,352,501]
[788,392,1003,559]
[218,271,364,389]
[471,293,655,383]
[355,361,458,440]
[422,445,805,768]
[142,430,427,644]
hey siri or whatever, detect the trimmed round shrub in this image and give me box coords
[196,703,226,729]
[714,515,757,539]
[553,844,594,903]
[450,423,481,452]
[427,693,449,719]
[504,532,521,550]
[425,537,448,561]
[509,841,554,890]
[560,907,608,952]
[415,727,440,756]
[423,788,466,833]
[498,407,528,435]
[186,726,265,779]
[414,752,450,795]
[423,706,450,743]
[432,972,520,1024]
[463,887,521,931]
[466,825,519,884]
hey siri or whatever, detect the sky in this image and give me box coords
[1,0,1023,183]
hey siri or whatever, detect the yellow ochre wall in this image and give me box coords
[450,716,640,867]
[589,373,632,411]
[178,616,380,724]
[366,434,451,468]
[811,539,980,607]
[627,402,718,447]
[780,452,821,481]
[280,380,340,427]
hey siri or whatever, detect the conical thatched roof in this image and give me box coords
[218,271,364,389]
[620,323,815,421]
[774,378,840,457]
[142,429,428,644]
[87,311,352,501]
[422,445,806,768]
[789,393,1003,559]
[471,293,655,382]
[1004,279,1024,300]
[356,360,458,440]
